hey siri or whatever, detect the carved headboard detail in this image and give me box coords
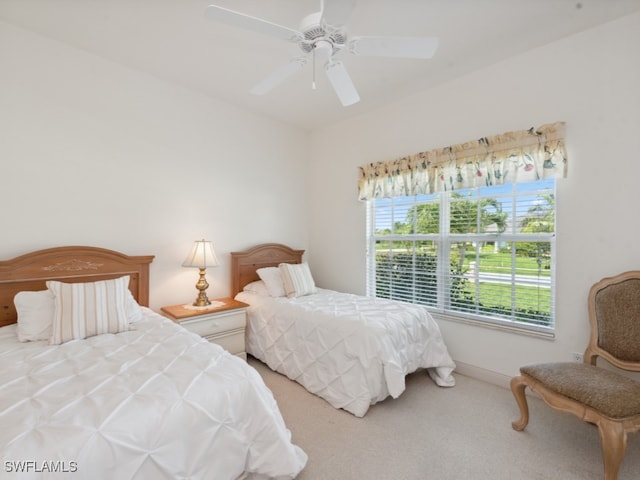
[0,246,154,327]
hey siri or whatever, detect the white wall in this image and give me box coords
[0,20,310,310]
[308,12,640,384]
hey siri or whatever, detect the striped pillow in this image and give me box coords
[279,263,317,298]
[47,276,130,345]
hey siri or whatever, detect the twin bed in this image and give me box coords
[0,243,456,478]
[230,243,456,418]
[0,246,306,480]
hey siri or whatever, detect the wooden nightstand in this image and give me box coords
[161,298,248,360]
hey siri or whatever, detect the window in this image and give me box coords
[366,178,555,333]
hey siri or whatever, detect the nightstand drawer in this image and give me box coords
[205,328,245,357]
[180,310,245,337]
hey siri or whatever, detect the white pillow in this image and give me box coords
[243,280,270,296]
[125,289,143,323]
[14,290,55,342]
[47,276,131,345]
[279,262,317,298]
[256,267,287,297]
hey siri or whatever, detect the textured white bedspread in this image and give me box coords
[236,289,456,417]
[0,309,306,480]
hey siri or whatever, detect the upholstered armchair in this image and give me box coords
[510,270,640,480]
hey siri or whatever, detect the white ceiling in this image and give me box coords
[2,0,639,131]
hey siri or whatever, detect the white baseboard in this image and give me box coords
[453,360,512,390]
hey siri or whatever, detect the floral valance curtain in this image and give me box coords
[357,122,567,200]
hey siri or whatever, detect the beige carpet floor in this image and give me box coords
[248,357,640,480]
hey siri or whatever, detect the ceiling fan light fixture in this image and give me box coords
[313,40,333,64]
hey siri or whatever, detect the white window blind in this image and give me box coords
[366,179,556,333]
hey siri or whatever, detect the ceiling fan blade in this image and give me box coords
[348,36,439,59]
[250,57,308,95]
[205,4,302,42]
[320,0,355,27]
[324,60,360,106]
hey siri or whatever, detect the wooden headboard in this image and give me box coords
[230,243,304,297]
[0,246,154,327]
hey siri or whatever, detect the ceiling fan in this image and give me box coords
[205,0,438,106]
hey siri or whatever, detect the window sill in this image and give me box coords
[431,311,556,340]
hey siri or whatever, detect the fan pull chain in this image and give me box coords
[312,45,317,90]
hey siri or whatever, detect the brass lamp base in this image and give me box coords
[192,267,211,307]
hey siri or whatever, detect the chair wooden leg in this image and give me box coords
[510,375,530,431]
[597,420,627,480]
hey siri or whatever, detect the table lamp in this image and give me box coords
[182,239,219,306]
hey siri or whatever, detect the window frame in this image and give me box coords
[366,180,556,337]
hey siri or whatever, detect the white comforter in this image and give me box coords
[0,308,306,480]
[236,289,456,417]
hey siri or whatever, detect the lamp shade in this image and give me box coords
[182,240,219,268]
